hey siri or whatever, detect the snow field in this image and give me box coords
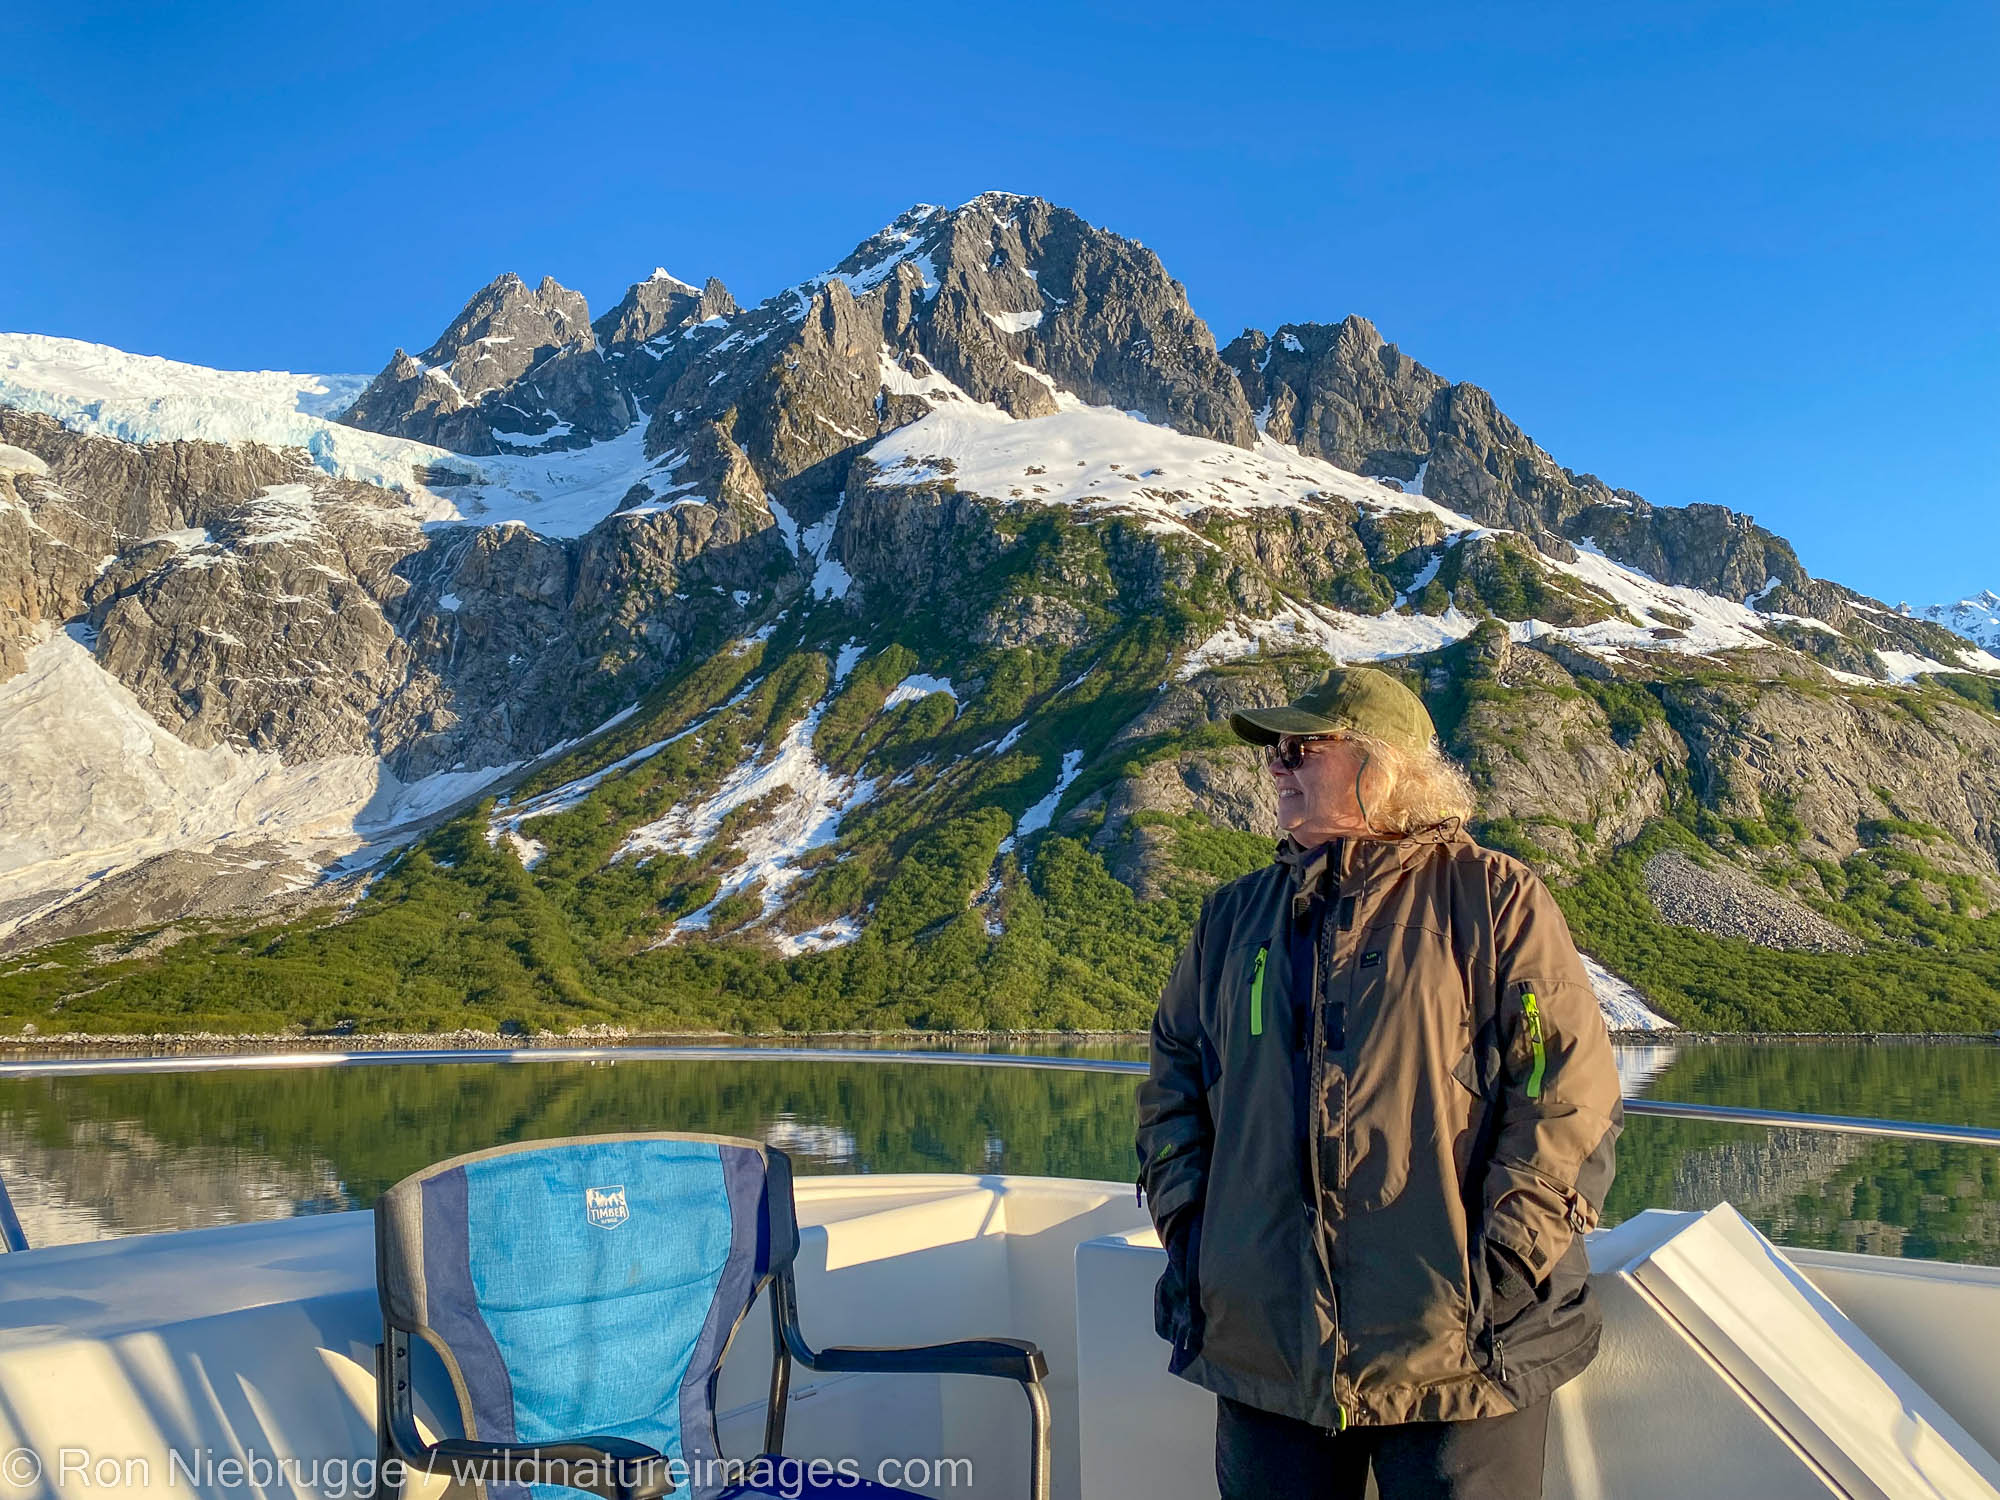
[1180,598,1483,679]
[868,398,1476,532]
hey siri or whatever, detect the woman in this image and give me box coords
[1135,666,1621,1500]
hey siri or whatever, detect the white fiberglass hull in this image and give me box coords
[0,1174,1993,1499]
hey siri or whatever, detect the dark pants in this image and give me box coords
[1216,1395,1550,1500]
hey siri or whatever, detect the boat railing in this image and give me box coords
[0,1045,1994,1255]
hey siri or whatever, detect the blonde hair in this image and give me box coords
[1345,731,1478,835]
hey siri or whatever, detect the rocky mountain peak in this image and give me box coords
[1907,590,2000,653]
[609,192,1261,532]
[593,269,739,377]
[340,272,631,456]
[420,272,596,365]
[919,193,1256,445]
[725,191,1259,445]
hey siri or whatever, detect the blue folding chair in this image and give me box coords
[371,1132,1049,1500]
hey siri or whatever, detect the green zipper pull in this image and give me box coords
[1522,990,1546,1100]
[1250,946,1268,1037]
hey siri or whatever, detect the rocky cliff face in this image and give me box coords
[3,194,1999,1038]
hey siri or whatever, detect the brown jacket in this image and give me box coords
[1135,822,1622,1428]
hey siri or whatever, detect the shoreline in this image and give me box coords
[0,1027,1994,1061]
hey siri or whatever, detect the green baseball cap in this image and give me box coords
[1228,666,1437,760]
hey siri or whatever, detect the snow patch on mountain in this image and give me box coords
[1181,598,1483,678]
[1580,954,1677,1032]
[984,309,1044,334]
[802,493,852,600]
[1012,749,1085,843]
[883,674,957,711]
[0,443,50,477]
[1521,540,1825,661]
[1871,649,1963,683]
[867,399,1476,532]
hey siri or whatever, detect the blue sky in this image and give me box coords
[5,1,1994,606]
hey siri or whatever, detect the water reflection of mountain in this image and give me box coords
[1607,1121,2000,1262]
[1614,1045,1680,1098]
[0,1047,1994,1259]
[0,1125,350,1245]
[1611,1042,2000,1262]
[1662,1127,1866,1214]
[0,1059,1139,1243]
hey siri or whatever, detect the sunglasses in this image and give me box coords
[1268,734,1342,771]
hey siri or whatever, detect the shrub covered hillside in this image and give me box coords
[4,194,2000,1034]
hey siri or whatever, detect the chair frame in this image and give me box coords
[371,1138,1050,1500]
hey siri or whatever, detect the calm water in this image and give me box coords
[2,1041,1997,1263]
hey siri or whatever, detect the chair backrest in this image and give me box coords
[375,1132,798,1481]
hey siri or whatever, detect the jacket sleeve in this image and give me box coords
[1135,896,1214,1238]
[1481,863,1622,1284]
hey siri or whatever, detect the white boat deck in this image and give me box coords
[0,1175,1994,1498]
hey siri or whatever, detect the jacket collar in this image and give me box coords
[1276,817,1468,896]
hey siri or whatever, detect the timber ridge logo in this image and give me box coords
[585,1185,629,1229]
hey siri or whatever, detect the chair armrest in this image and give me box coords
[803,1336,1047,1383]
[416,1436,674,1499]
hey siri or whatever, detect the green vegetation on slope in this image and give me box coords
[6,491,2000,1037]
[1553,820,2000,1033]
